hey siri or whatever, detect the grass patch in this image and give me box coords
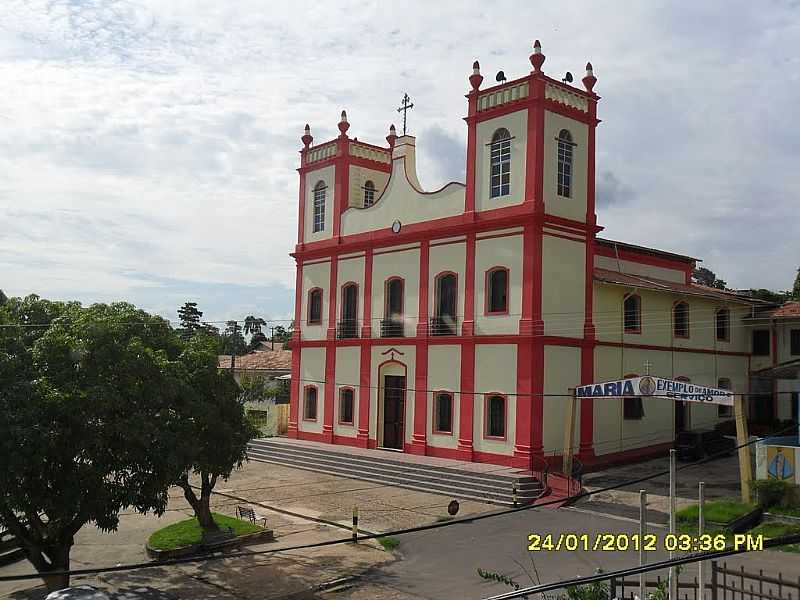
[749,522,800,553]
[377,536,400,551]
[769,506,800,518]
[677,500,755,525]
[435,516,454,523]
[148,513,262,551]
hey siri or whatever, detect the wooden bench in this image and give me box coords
[237,505,267,527]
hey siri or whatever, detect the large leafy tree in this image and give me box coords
[175,335,257,532]
[177,301,204,339]
[0,297,188,591]
[221,320,247,356]
[692,266,727,290]
[792,267,800,301]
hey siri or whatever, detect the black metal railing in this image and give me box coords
[380,319,404,338]
[429,316,457,336]
[336,319,359,339]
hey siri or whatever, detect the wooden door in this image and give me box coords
[382,375,406,450]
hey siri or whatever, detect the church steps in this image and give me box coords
[246,439,545,506]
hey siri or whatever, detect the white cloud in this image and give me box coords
[1,0,798,322]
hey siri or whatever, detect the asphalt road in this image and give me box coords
[367,504,796,600]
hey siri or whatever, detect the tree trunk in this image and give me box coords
[179,474,219,532]
[40,544,72,592]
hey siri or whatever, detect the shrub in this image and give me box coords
[752,479,795,509]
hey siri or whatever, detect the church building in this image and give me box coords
[286,41,762,470]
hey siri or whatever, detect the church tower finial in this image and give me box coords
[386,123,397,148]
[469,60,484,91]
[530,40,545,73]
[582,62,597,94]
[301,124,313,148]
[338,110,350,137]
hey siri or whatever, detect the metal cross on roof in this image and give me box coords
[397,93,414,135]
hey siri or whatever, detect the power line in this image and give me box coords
[0,424,789,584]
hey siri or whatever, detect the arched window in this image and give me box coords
[485,394,506,438]
[307,288,323,325]
[304,386,318,421]
[363,180,375,208]
[338,283,358,339]
[339,388,354,424]
[382,277,405,337]
[486,267,509,314]
[623,294,641,333]
[312,181,326,232]
[717,378,733,418]
[557,129,574,198]
[623,373,644,420]
[673,301,690,338]
[715,308,730,342]
[490,128,511,198]
[432,272,458,336]
[434,392,453,434]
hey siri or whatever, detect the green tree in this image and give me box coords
[221,320,247,356]
[0,297,187,591]
[177,301,204,339]
[749,288,791,303]
[243,315,266,337]
[792,267,800,300]
[175,335,257,532]
[692,266,727,290]
[0,289,7,306]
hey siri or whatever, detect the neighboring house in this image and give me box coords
[218,348,292,390]
[748,302,800,426]
[284,41,772,470]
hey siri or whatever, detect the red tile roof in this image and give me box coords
[593,268,756,303]
[762,302,800,319]
[217,349,292,371]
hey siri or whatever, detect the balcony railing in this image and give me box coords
[429,316,457,336]
[380,319,405,338]
[336,319,359,339]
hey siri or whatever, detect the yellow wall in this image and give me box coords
[474,344,517,454]
[300,260,330,341]
[372,246,421,338]
[475,233,523,335]
[475,110,528,212]
[427,344,461,448]
[334,346,360,436]
[304,165,334,242]
[299,347,326,434]
[542,234,585,338]
[543,345,582,453]
[429,241,466,326]
[337,254,366,324]
[349,166,390,209]
[543,110,588,222]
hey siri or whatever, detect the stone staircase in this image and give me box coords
[246,438,548,506]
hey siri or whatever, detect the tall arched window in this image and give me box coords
[486,267,509,314]
[382,277,405,337]
[432,272,458,335]
[363,180,375,208]
[673,301,690,338]
[312,181,326,232]
[623,294,641,333]
[338,283,358,339]
[557,129,573,198]
[339,387,355,424]
[485,394,506,439]
[307,288,323,325]
[304,386,318,421]
[715,308,730,342]
[434,392,453,434]
[490,128,511,198]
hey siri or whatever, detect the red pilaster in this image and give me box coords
[458,341,475,459]
[513,339,533,467]
[357,341,371,447]
[464,93,479,217]
[322,256,338,442]
[411,340,428,454]
[462,232,476,336]
[288,261,303,438]
[416,240,430,336]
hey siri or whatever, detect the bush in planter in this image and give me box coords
[753,479,796,509]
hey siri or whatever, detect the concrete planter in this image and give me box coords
[146,528,275,561]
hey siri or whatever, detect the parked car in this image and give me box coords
[675,429,736,461]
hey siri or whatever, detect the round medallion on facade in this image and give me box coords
[391,220,402,234]
[639,376,656,396]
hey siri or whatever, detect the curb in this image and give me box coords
[146,529,275,561]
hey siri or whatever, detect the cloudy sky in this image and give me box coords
[1,0,798,325]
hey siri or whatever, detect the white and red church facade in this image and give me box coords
[286,42,758,470]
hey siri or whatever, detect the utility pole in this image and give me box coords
[668,449,677,600]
